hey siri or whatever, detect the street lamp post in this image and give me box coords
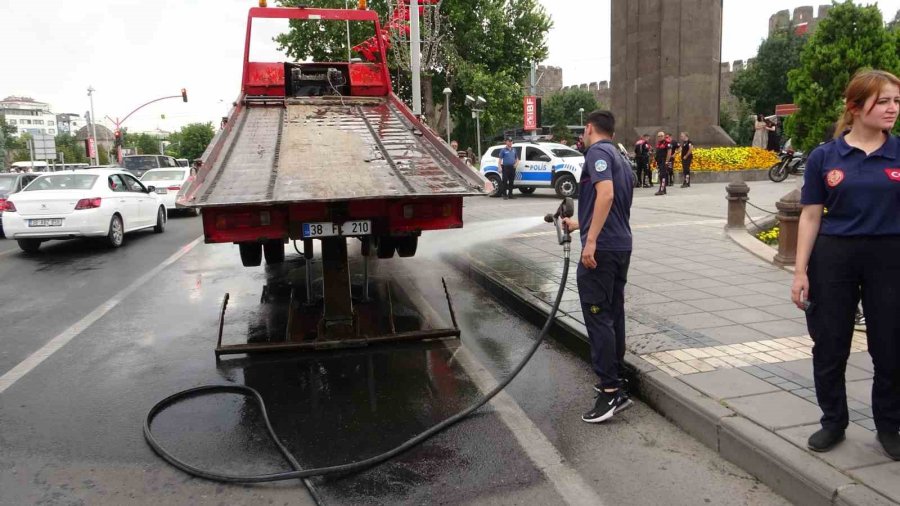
[87,86,99,165]
[443,87,452,144]
[579,107,584,125]
[465,95,487,159]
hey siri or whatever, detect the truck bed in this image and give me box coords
[189,96,484,207]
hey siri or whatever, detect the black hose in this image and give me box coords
[143,251,570,485]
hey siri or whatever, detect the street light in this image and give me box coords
[578,107,585,125]
[443,87,452,144]
[87,86,99,166]
[465,95,487,159]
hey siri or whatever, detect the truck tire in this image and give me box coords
[263,240,285,264]
[485,173,502,197]
[554,174,577,198]
[239,242,263,267]
[518,187,536,195]
[376,237,396,259]
[17,239,42,254]
[396,237,418,257]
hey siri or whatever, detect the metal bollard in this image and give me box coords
[774,189,802,266]
[725,178,750,229]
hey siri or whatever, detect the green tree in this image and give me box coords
[541,89,600,129]
[167,122,215,161]
[787,1,900,150]
[123,130,164,155]
[731,28,807,116]
[719,104,755,146]
[54,133,89,165]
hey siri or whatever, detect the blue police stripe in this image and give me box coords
[518,172,552,182]
[483,165,500,173]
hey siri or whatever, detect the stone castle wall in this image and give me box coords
[769,5,831,36]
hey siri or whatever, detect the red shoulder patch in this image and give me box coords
[885,169,900,182]
[826,169,845,188]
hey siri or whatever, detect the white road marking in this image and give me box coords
[405,283,606,506]
[0,236,204,395]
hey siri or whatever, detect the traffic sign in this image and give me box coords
[31,133,57,160]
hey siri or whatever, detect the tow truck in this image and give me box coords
[178,3,486,354]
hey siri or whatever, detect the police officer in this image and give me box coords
[679,132,693,188]
[562,110,635,423]
[792,69,900,459]
[496,138,519,200]
[654,131,672,195]
[634,134,652,188]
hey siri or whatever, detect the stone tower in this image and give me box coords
[611,0,734,146]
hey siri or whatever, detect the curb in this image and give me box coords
[450,254,889,506]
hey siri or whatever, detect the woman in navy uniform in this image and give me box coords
[792,69,900,459]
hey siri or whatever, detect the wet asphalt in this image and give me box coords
[0,194,788,505]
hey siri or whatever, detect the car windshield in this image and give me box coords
[0,175,17,192]
[25,174,98,191]
[141,170,185,181]
[551,148,583,158]
[122,156,159,170]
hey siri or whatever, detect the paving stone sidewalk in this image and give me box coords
[456,182,898,505]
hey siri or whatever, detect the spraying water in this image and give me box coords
[416,215,549,258]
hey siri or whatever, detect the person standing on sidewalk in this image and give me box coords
[791,69,900,459]
[496,138,519,200]
[679,132,693,188]
[654,131,672,195]
[562,110,635,423]
[634,134,652,188]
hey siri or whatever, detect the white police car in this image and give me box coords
[480,142,584,197]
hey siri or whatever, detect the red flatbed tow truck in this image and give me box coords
[178,4,486,355]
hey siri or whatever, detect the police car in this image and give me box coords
[480,142,584,197]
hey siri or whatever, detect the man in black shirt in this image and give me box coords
[679,132,694,188]
[634,134,651,188]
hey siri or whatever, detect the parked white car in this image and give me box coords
[1,169,167,253]
[479,142,584,197]
[140,168,197,216]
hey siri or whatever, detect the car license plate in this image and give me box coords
[29,218,63,227]
[302,220,371,239]
[155,188,168,194]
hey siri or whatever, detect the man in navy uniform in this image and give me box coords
[634,134,652,188]
[562,110,635,423]
[496,138,519,200]
[654,131,673,195]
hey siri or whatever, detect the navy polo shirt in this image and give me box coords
[499,147,518,166]
[578,140,634,251]
[801,134,900,236]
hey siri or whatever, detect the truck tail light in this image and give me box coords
[0,199,14,212]
[167,186,182,191]
[75,198,102,210]
[215,210,271,229]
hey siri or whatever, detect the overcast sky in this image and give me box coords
[1,0,898,133]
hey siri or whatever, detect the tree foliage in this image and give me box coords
[541,89,600,129]
[730,29,807,116]
[273,0,552,152]
[786,1,900,151]
[166,123,216,161]
[54,134,89,165]
[123,130,163,155]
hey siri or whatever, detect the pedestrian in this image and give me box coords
[561,110,635,423]
[576,135,585,153]
[666,133,677,185]
[791,69,900,459]
[653,131,672,195]
[679,132,693,188]
[496,138,519,200]
[766,118,781,151]
[752,113,768,149]
[634,134,652,188]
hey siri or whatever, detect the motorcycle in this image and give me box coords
[768,149,806,183]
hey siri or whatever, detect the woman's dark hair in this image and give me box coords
[757,113,764,122]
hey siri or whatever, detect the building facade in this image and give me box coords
[55,113,85,136]
[0,96,60,137]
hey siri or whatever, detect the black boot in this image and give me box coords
[877,431,900,460]
[807,427,845,452]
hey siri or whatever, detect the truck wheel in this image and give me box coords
[518,187,536,195]
[396,237,418,258]
[239,242,263,267]
[17,239,42,254]
[376,237,396,259]
[485,173,502,197]
[263,240,285,264]
[153,206,166,233]
[554,174,577,198]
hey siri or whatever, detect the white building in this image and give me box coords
[0,96,60,137]
[55,112,85,135]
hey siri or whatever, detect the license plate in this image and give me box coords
[29,218,63,227]
[302,220,371,239]
[155,188,168,194]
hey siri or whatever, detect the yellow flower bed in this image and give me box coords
[654,147,779,172]
[756,226,780,245]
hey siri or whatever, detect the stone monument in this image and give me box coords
[611,0,735,146]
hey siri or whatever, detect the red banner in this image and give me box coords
[85,137,97,159]
[524,96,538,131]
